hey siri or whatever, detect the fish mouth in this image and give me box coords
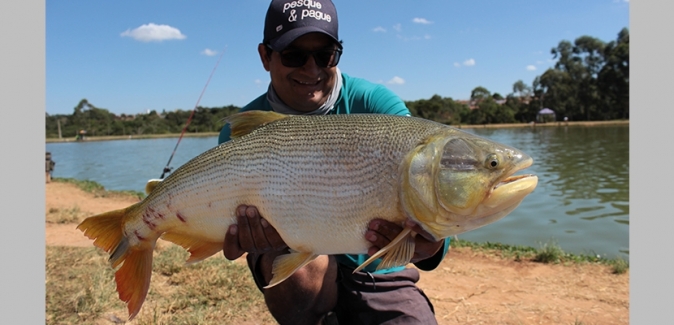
[494,174,536,190]
[486,171,538,211]
[486,155,537,208]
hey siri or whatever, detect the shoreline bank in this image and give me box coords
[46,120,628,143]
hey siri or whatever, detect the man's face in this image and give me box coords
[259,33,339,112]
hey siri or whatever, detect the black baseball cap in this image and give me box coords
[263,0,342,52]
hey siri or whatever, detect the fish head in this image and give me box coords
[401,129,538,240]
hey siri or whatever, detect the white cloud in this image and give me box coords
[373,26,386,33]
[412,17,433,24]
[387,76,405,85]
[453,62,461,67]
[254,79,264,87]
[424,34,431,40]
[121,23,186,42]
[526,65,537,71]
[201,48,218,56]
[392,23,402,32]
[463,58,476,66]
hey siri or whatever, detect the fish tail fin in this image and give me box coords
[77,208,129,255]
[77,206,152,320]
[115,247,153,320]
[226,111,289,138]
[353,227,416,273]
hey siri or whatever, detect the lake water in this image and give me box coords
[46,124,629,259]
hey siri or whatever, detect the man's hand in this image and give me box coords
[223,205,288,260]
[365,219,443,264]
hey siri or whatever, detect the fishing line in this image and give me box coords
[160,47,227,179]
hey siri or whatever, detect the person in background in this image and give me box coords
[46,152,55,183]
[219,1,450,324]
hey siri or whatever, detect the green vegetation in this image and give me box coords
[46,28,629,139]
[450,238,629,274]
[54,177,145,199]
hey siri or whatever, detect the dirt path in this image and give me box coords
[45,182,628,324]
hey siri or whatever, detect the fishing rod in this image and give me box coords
[160,47,227,179]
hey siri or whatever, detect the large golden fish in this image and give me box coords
[78,111,538,320]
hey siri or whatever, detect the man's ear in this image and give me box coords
[258,43,271,72]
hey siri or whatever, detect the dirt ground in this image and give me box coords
[45,182,629,324]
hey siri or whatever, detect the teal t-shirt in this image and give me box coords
[218,72,450,274]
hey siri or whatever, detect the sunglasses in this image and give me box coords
[268,45,342,68]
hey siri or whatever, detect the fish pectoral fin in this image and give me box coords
[264,251,318,289]
[145,179,162,195]
[226,111,289,138]
[160,232,223,264]
[353,227,416,273]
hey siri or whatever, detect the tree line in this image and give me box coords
[46,28,628,138]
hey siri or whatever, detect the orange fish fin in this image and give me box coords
[77,207,129,255]
[264,251,318,289]
[114,247,153,320]
[353,227,415,273]
[77,205,154,320]
[226,111,288,138]
[160,232,223,264]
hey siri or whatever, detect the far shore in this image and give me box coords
[46,119,628,143]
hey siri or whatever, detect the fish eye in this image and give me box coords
[486,154,499,169]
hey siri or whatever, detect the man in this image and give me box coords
[219,1,450,324]
[46,152,55,183]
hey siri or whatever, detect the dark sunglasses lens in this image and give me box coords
[280,50,341,68]
[315,50,340,67]
[280,51,308,67]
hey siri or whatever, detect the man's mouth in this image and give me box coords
[295,80,319,86]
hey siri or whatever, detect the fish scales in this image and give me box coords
[129,114,442,254]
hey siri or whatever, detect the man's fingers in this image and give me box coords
[223,224,244,260]
[368,219,402,242]
[261,218,287,251]
[405,219,435,242]
[236,207,256,252]
[245,206,272,252]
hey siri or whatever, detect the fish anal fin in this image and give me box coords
[160,232,223,264]
[115,247,153,321]
[264,251,318,289]
[145,179,162,195]
[353,227,415,273]
[226,111,288,138]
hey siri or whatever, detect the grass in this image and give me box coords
[46,245,274,325]
[450,238,629,274]
[46,206,86,224]
[53,177,146,199]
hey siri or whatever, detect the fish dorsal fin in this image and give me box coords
[353,227,416,273]
[226,111,289,139]
[145,179,163,195]
[264,250,318,289]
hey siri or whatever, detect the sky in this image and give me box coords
[46,0,630,116]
